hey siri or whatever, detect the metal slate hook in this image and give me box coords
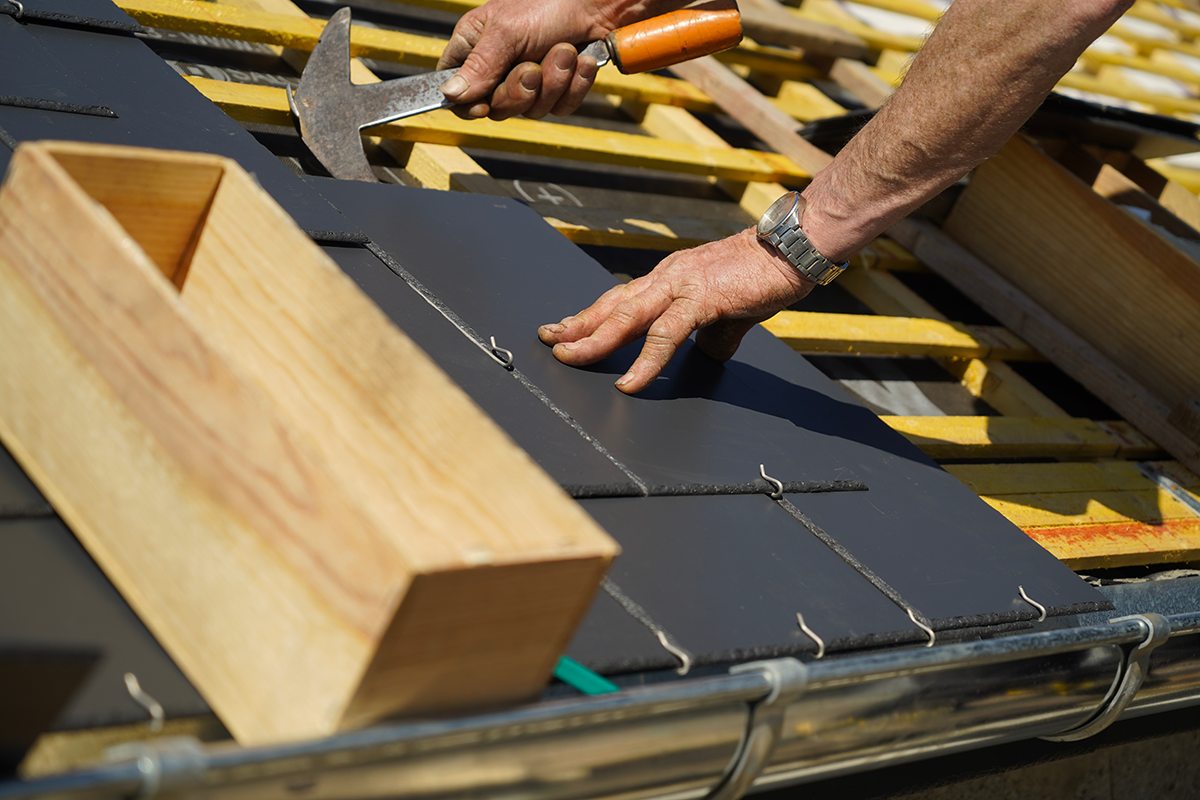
[2,0,24,18]
[655,630,693,676]
[1019,585,1048,622]
[488,336,514,369]
[759,464,783,500]
[124,672,165,732]
[796,611,825,659]
[907,608,936,648]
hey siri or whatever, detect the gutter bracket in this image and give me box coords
[703,658,809,800]
[103,736,209,799]
[1041,612,1171,743]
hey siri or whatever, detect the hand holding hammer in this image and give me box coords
[291,0,741,180]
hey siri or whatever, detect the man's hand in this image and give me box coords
[538,228,815,394]
[437,0,626,120]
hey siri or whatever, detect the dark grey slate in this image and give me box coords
[0,519,207,729]
[0,23,353,235]
[322,243,634,489]
[302,177,1109,633]
[568,495,922,673]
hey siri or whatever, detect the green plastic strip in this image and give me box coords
[554,656,620,695]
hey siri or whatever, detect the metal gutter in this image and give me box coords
[5,605,1200,800]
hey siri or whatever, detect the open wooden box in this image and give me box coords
[0,141,617,744]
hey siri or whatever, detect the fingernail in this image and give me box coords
[540,322,565,334]
[615,372,633,388]
[555,48,574,71]
[440,75,467,99]
[557,341,579,352]
[467,103,488,118]
[578,58,598,80]
[520,71,540,91]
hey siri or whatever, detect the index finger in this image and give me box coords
[551,283,675,367]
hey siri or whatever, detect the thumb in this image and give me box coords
[439,30,519,103]
[695,318,762,363]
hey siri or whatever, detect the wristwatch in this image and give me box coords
[755,191,846,286]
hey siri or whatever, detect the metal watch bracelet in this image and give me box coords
[761,226,846,286]
[755,191,847,286]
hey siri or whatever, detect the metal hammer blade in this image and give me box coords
[291,7,464,181]
[292,3,741,181]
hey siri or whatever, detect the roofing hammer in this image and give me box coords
[290,3,743,181]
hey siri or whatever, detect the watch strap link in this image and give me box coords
[765,226,846,286]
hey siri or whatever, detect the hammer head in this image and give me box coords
[291,7,377,182]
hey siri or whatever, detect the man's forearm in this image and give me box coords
[800,0,1134,262]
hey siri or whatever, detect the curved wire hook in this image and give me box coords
[1019,585,1048,622]
[759,464,783,500]
[796,611,826,659]
[907,608,936,648]
[488,336,514,369]
[655,630,693,676]
[124,673,164,732]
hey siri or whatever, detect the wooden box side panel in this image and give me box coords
[943,136,1200,410]
[180,168,618,573]
[343,555,611,728]
[0,143,413,743]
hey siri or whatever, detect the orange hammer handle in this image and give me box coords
[607,1,743,74]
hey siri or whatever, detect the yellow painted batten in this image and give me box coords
[188,77,810,183]
[1080,49,1200,87]
[838,0,942,23]
[715,43,825,83]
[118,0,719,112]
[795,0,926,53]
[1058,70,1200,116]
[946,460,1200,496]
[881,416,1122,460]
[984,489,1200,530]
[771,81,851,122]
[761,310,1041,360]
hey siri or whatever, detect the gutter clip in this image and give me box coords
[704,658,809,800]
[1041,613,1171,742]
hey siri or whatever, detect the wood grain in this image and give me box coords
[0,141,616,744]
[891,209,1200,475]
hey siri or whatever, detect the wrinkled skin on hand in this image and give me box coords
[437,0,632,120]
[538,227,815,394]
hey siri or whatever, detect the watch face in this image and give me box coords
[757,192,798,236]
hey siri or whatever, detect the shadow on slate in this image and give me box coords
[305,178,1110,651]
[0,649,98,775]
[0,20,351,235]
[0,519,209,729]
[306,177,864,490]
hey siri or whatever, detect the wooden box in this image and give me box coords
[0,141,618,744]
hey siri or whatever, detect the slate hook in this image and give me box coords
[795,611,826,659]
[907,608,936,648]
[488,336,514,369]
[3,0,24,18]
[1018,585,1047,622]
[759,464,783,500]
[124,672,165,732]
